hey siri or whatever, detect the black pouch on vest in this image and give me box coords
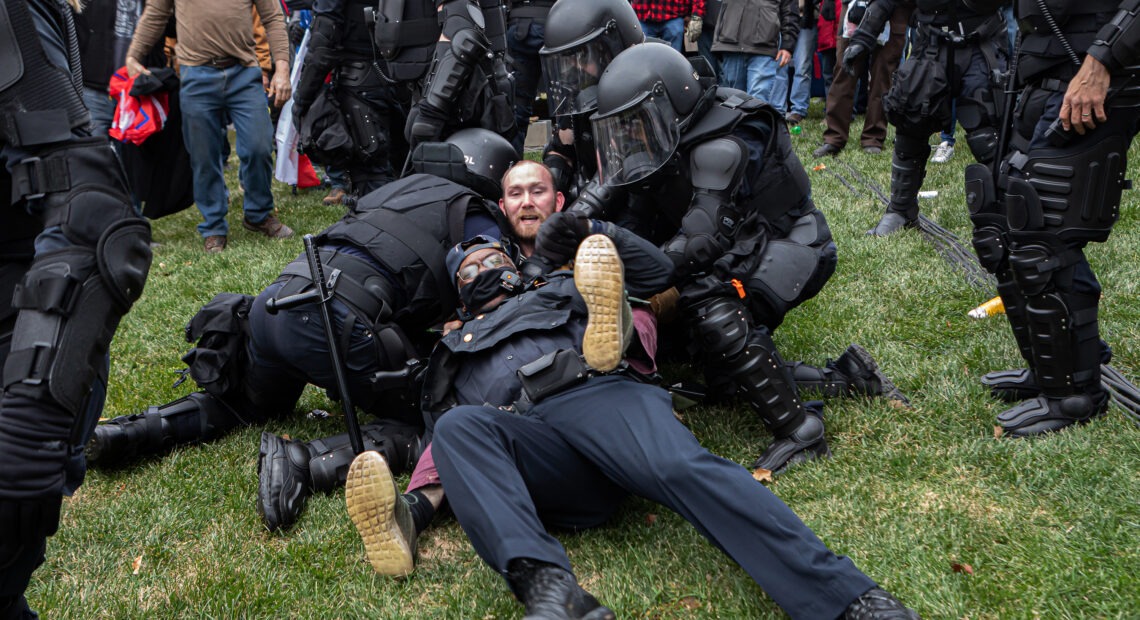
[517,349,589,404]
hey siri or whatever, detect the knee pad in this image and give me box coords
[964,126,998,164]
[5,213,151,414]
[745,236,832,326]
[689,297,750,361]
[1006,136,1128,243]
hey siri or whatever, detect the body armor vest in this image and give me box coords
[316,174,496,328]
[0,0,91,146]
[1017,0,1120,80]
[680,87,813,232]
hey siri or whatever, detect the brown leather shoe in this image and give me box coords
[243,213,294,239]
[322,187,347,206]
[204,235,227,253]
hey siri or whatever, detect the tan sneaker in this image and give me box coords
[322,187,348,206]
[574,234,629,372]
[345,451,416,576]
[242,213,294,239]
[204,235,227,253]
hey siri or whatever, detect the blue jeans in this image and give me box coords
[697,27,719,79]
[82,86,116,137]
[770,27,817,117]
[180,64,276,238]
[720,52,780,106]
[508,18,546,154]
[640,18,685,52]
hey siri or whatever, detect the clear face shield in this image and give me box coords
[590,91,680,187]
[541,37,617,117]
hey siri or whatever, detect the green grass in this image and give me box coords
[26,106,1140,618]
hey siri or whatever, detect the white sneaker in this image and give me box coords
[931,141,955,163]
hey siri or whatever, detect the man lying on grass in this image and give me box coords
[343,223,921,619]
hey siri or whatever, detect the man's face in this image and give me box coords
[455,247,516,313]
[499,163,565,247]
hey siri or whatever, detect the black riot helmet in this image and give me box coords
[590,43,706,187]
[410,128,518,200]
[540,0,644,118]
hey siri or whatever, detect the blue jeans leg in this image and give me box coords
[180,65,231,238]
[508,19,546,154]
[745,54,780,106]
[227,66,276,225]
[789,28,818,116]
[641,18,685,52]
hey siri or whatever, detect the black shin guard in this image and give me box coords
[868,135,929,236]
[86,392,243,466]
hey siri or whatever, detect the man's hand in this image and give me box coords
[1059,54,1111,135]
[776,49,792,68]
[125,56,151,78]
[535,211,592,266]
[841,40,870,76]
[269,60,292,109]
[686,15,703,42]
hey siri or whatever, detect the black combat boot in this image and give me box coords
[844,587,921,619]
[980,368,1041,402]
[506,559,615,620]
[86,392,242,466]
[257,422,422,531]
[997,391,1109,437]
[791,344,909,405]
[867,135,929,237]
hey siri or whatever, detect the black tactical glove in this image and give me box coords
[535,211,593,266]
[406,101,448,151]
[841,38,872,77]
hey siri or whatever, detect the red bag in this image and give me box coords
[108,67,170,145]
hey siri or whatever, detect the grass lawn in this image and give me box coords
[25,105,1140,618]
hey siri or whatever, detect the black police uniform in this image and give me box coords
[401,0,517,150]
[0,0,152,615]
[851,0,1009,235]
[966,0,1140,435]
[587,45,892,472]
[89,171,501,531]
[426,225,879,620]
[292,0,410,195]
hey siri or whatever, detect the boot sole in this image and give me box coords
[575,235,625,372]
[345,451,414,576]
[847,344,911,406]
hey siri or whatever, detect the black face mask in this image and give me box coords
[459,267,520,314]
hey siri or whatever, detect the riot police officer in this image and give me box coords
[843,0,1008,236]
[292,0,412,196]
[537,0,644,202]
[0,0,153,615]
[400,0,517,151]
[967,0,1140,435]
[588,43,904,474]
[87,130,518,532]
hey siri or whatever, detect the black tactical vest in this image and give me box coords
[316,174,497,327]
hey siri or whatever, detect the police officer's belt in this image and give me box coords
[278,249,396,326]
[917,14,1005,46]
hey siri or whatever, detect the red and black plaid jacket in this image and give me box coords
[632,0,705,22]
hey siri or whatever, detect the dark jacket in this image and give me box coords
[711,0,800,56]
[420,223,673,426]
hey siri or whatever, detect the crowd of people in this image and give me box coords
[2,0,1139,617]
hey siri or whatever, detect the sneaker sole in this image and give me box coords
[575,235,625,372]
[345,452,414,576]
[847,344,911,406]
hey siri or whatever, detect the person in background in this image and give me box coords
[632,0,704,53]
[126,0,295,253]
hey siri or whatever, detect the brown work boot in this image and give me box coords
[204,235,227,253]
[346,451,416,577]
[322,187,348,206]
[243,213,294,239]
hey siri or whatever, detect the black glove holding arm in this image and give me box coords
[841,0,896,76]
[292,14,343,129]
[534,211,593,267]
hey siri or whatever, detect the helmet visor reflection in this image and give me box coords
[591,95,679,187]
[541,38,615,117]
